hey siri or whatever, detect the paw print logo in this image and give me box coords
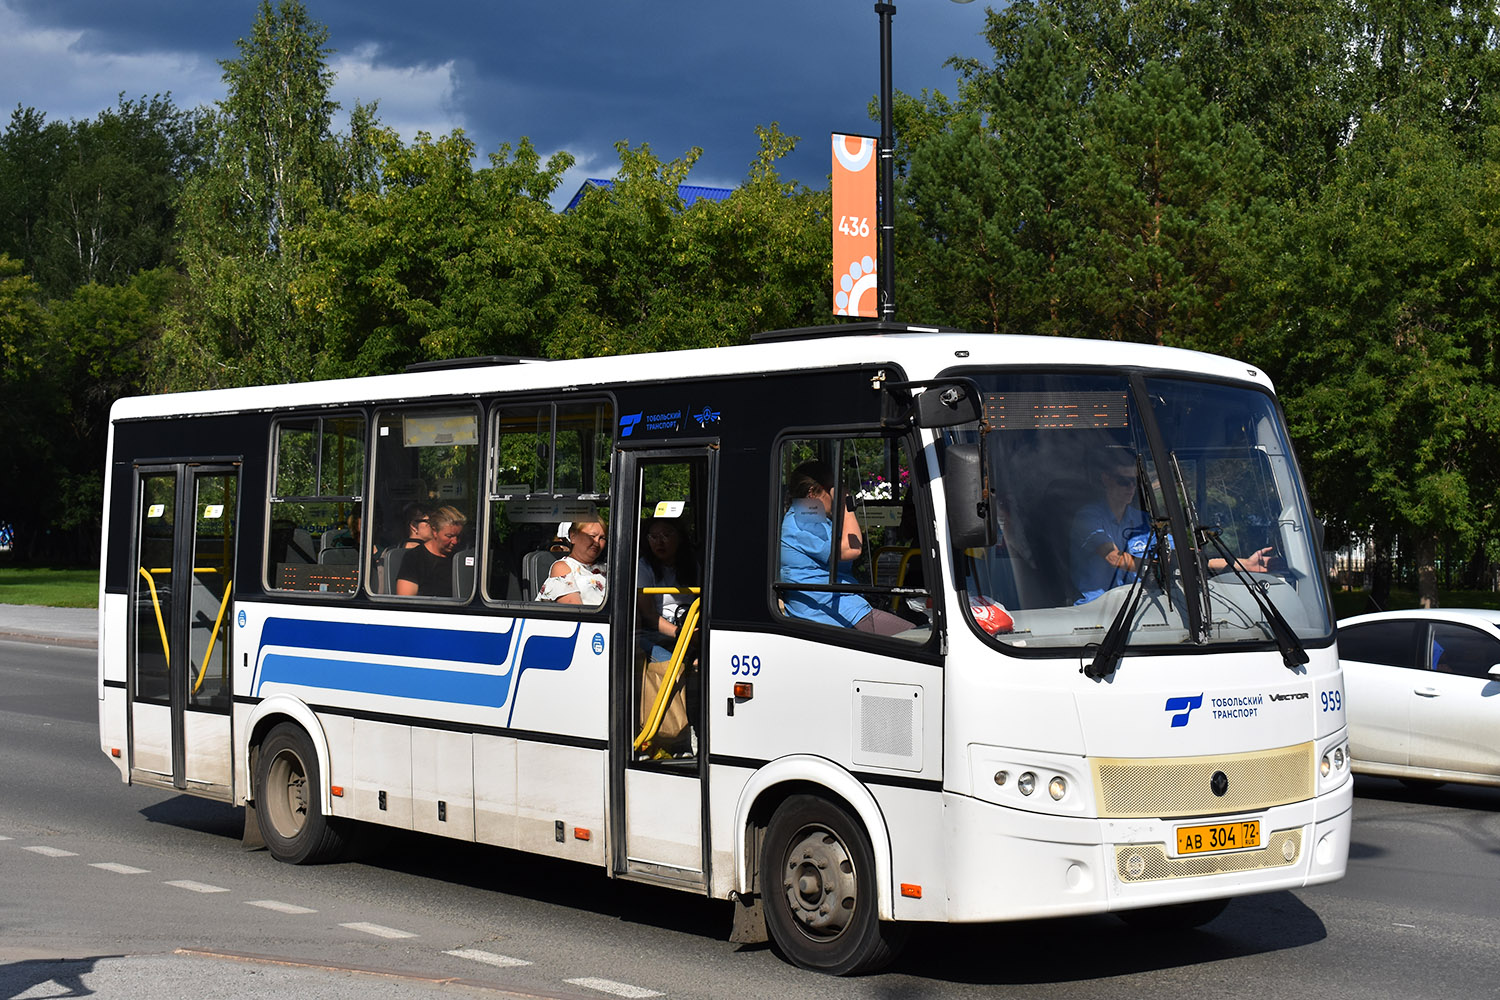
[835,256,878,316]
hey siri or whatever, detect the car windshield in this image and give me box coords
[946,371,1332,652]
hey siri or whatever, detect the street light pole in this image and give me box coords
[876,2,896,324]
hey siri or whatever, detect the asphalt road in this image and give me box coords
[2,634,1498,999]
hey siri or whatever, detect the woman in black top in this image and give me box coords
[396,506,466,597]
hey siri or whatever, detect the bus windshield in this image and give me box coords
[950,371,1332,653]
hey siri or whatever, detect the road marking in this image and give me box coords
[444,948,532,968]
[0,835,12,840]
[165,879,230,893]
[246,900,317,914]
[1394,922,1417,929]
[24,846,78,857]
[91,862,150,875]
[564,977,664,998]
[340,921,416,939]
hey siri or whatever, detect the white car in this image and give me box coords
[1338,609,1500,787]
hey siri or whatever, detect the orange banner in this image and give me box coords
[832,133,878,318]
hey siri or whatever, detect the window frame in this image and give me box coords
[264,411,368,597]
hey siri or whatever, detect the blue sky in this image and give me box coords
[0,0,992,204]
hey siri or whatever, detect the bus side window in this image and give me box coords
[370,407,479,600]
[485,400,613,605]
[774,435,928,640]
[266,415,365,595]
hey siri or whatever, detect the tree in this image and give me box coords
[549,125,830,359]
[1269,116,1500,608]
[165,0,350,389]
[35,96,204,296]
[896,1,1270,346]
[0,107,68,276]
[291,128,572,375]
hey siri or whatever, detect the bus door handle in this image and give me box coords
[1414,686,1440,697]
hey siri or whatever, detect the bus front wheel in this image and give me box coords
[761,794,907,975]
[253,722,346,864]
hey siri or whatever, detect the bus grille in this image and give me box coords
[1091,742,1314,818]
[1115,828,1303,881]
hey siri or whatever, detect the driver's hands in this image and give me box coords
[1242,546,1274,572]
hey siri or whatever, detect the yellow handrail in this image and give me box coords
[633,587,702,752]
[193,579,233,694]
[137,566,170,669]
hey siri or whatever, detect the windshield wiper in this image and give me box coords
[1198,528,1309,669]
[1083,458,1170,681]
[1167,452,1215,642]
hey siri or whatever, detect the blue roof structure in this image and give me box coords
[561,178,735,213]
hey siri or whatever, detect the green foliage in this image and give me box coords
[291,128,572,374]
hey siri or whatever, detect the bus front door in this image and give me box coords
[612,448,714,889]
[129,463,239,799]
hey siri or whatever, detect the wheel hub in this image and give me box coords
[782,827,857,938]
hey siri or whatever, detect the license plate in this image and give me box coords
[1176,820,1260,855]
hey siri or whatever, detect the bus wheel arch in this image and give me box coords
[242,696,333,814]
[759,792,908,974]
[250,720,347,864]
[732,758,899,970]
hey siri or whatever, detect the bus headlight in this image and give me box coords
[1048,775,1068,801]
[1320,754,1331,778]
[1017,771,1037,796]
[1333,746,1346,769]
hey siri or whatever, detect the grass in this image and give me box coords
[0,566,98,608]
[1330,587,1500,620]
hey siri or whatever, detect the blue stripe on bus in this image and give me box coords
[258,653,515,707]
[259,617,514,664]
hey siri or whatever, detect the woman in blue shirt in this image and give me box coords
[780,461,910,635]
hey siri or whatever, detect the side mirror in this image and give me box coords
[915,384,981,428]
[944,442,992,549]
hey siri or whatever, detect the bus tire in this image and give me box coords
[761,793,907,975]
[254,722,346,864]
[1117,897,1229,931]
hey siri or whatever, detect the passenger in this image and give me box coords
[1070,452,1273,604]
[638,518,697,662]
[779,461,910,634]
[395,505,466,597]
[400,501,435,550]
[539,519,608,605]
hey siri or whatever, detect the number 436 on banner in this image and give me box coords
[832,133,877,318]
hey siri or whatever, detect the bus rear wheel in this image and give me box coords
[761,794,907,975]
[253,722,346,864]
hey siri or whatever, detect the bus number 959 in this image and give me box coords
[730,655,761,676]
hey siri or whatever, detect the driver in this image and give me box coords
[1070,452,1272,604]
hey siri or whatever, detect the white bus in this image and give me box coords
[97,323,1351,974]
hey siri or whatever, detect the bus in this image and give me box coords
[97,322,1351,974]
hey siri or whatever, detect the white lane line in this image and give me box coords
[24,846,78,857]
[246,900,317,915]
[444,948,532,968]
[91,862,150,875]
[564,977,664,998]
[340,921,416,939]
[0,835,12,840]
[164,879,230,893]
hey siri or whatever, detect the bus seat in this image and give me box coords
[522,548,557,600]
[378,545,407,594]
[452,548,475,598]
[319,546,357,566]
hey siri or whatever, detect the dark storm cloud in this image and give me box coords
[1,0,989,190]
